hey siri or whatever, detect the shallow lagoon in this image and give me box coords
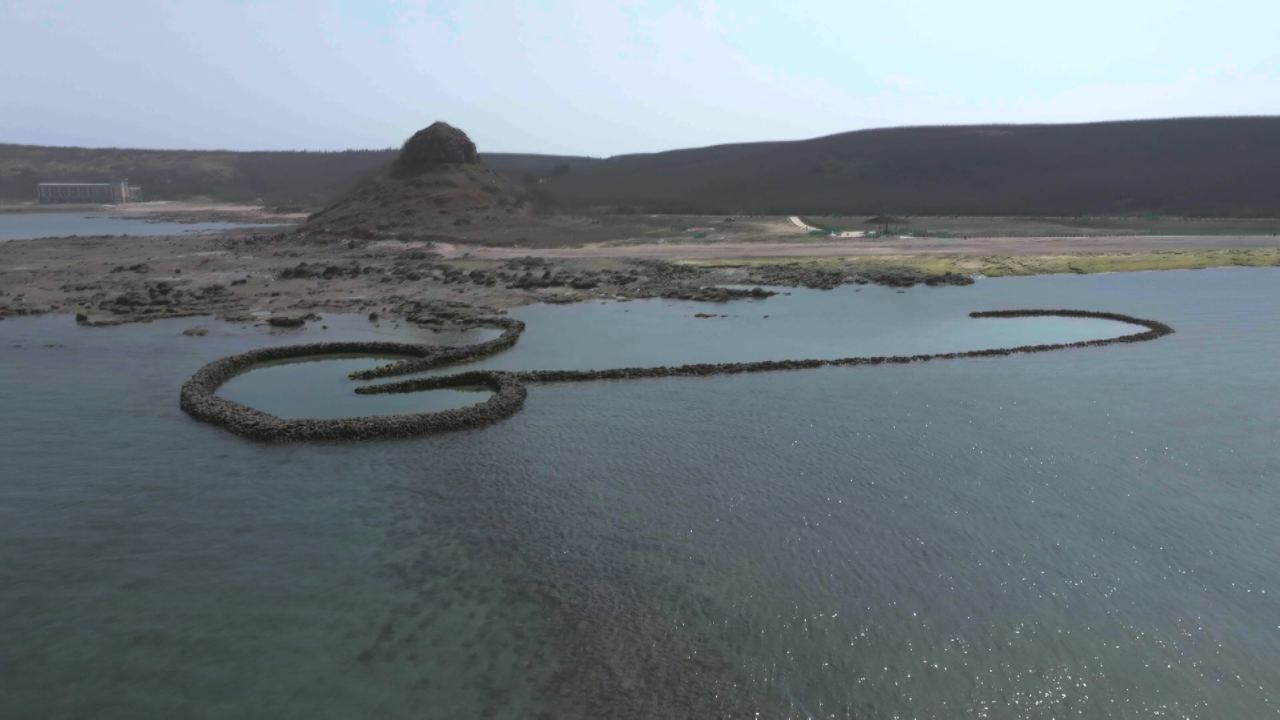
[3,270,1280,717]
[0,212,286,241]
[216,286,1139,420]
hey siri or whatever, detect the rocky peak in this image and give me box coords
[396,121,479,174]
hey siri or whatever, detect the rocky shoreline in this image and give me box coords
[181,310,1174,442]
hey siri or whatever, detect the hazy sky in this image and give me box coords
[2,0,1277,156]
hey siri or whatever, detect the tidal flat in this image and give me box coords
[4,269,1280,717]
[7,208,1280,329]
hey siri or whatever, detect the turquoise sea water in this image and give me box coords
[2,269,1279,718]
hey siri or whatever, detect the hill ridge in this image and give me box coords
[5,116,1280,217]
[538,116,1280,217]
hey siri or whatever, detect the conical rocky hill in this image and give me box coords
[300,122,556,240]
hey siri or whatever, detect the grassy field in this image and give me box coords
[684,249,1280,277]
[800,215,1280,238]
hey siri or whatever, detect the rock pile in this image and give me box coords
[106,282,235,313]
[396,121,479,174]
[299,122,542,238]
[271,255,780,302]
[278,262,364,280]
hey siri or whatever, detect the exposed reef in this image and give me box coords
[180,310,1173,442]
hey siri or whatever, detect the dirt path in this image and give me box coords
[787,215,864,238]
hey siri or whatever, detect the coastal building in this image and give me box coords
[36,180,141,204]
[865,215,902,233]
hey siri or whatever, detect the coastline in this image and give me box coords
[3,208,1280,324]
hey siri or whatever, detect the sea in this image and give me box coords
[2,267,1279,718]
[0,212,284,242]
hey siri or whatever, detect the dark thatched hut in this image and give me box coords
[865,215,903,233]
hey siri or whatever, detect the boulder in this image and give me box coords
[114,291,150,307]
[396,122,479,174]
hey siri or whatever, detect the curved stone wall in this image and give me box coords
[179,318,527,442]
[181,310,1173,442]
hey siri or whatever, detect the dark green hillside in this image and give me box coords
[0,143,594,206]
[0,144,396,205]
[479,153,602,178]
[541,117,1280,217]
[5,117,1279,216]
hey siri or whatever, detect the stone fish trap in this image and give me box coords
[180,310,1174,442]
